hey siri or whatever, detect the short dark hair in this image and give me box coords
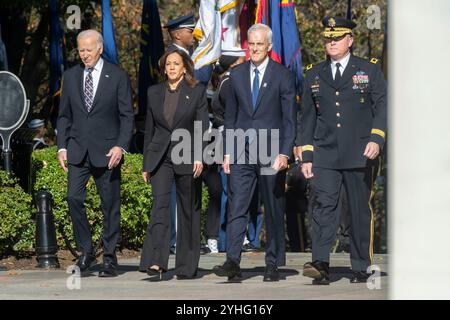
[159,49,198,87]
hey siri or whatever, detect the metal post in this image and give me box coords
[35,190,60,268]
[2,149,12,177]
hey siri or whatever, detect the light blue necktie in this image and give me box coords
[252,68,260,110]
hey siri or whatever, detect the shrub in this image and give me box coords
[0,171,35,257]
[31,147,209,254]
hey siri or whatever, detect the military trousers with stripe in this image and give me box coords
[310,166,376,272]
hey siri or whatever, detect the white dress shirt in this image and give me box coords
[83,57,104,97]
[331,51,351,80]
[250,56,269,91]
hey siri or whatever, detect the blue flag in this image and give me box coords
[0,23,8,71]
[281,0,303,99]
[101,0,119,65]
[49,0,65,96]
[347,0,352,20]
[138,0,164,115]
[269,0,303,99]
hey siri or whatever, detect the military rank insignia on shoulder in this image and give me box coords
[306,64,313,71]
[370,58,379,64]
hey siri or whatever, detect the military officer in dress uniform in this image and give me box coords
[28,119,49,151]
[298,17,387,285]
[164,13,196,56]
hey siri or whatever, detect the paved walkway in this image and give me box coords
[0,252,388,300]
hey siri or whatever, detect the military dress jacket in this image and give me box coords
[299,55,387,169]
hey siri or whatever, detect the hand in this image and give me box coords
[193,161,203,178]
[58,150,68,173]
[223,155,230,174]
[142,172,151,183]
[301,162,314,179]
[272,155,288,171]
[293,146,302,162]
[363,142,380,160]
[106,146,123,169]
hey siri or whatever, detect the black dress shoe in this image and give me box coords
[176,273,197,280]
[350,271,370,283]
[263,265,279,282]
[302,261,330,285]
[98,262,118,277]
[242,243,259,253]
[200,245,211,255]
[75,254,96,273]
[213,260,242,280]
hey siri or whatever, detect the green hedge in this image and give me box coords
[0,171,34,257]
[31,147,153,252]
[1,147,210,257]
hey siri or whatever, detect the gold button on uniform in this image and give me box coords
[336,102,340,106]
[336,113,341,117]
[337,123,341,128]
[336,91,340,96]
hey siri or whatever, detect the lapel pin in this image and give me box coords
[263,83,267,88]
[186,95,190,99]
[105,74,110,78]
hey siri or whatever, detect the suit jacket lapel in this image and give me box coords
[172,79,192,129]
[240,61,253,113]
[77,64,88,114]
[254,58,274,112]
[319,59,335,89]
[90,60,110,112]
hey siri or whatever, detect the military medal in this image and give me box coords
[352,71,369,90]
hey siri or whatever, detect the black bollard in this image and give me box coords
[35,190,60,268]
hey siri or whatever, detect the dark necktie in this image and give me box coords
[84,68,94,112]
[334,62,342,86]
[252,68,260,110]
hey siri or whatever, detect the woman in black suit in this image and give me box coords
[139,49,209,279]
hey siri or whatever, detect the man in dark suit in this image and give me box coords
[57,29,134,277]
[299,17,386,285]
[213,24,296,282]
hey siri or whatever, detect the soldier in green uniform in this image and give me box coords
[298,17,387,285]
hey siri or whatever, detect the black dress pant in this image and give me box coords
[67,153,121,263]
[139,157,199,277]
[311,166,376,272]
[227,163,286,267]
[195,164,223,239]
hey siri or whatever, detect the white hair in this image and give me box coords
[248,23,273,44]
[77,29,104,49]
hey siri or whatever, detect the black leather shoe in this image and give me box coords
[176,273,197,280]
[75,254,96,273]
[263,265,279,282]
[350,271,370,283]
[98,262,118,277]
[200,245,211,255]
[303,261,330,285]
[242,243,259,253]
[213,260,242,280]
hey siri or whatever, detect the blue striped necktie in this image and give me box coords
[84,67,94,112]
